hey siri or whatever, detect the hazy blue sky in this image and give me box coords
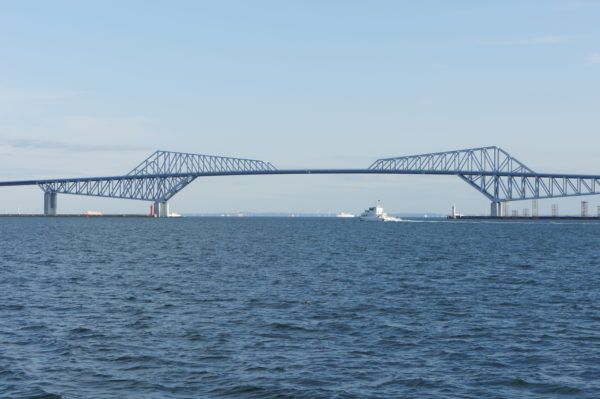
[1,1,599,215]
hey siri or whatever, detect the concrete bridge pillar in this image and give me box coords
[154,201,169,218]
[44,193,57,215]
[490,201,503,217]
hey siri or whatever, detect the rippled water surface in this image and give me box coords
[1,217,599,398]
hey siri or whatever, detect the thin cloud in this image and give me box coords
[0,138,150,152]
[0,85,87,102]
[482,35,578,46]
[553,1,593,10]
[588,53,600,64]
[525,35,576,44]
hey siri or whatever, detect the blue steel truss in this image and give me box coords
[38,151,277,202]
[127,150,277,175]
[459,174,600,202]
[1,146,600,204]
[370,146,600,202]
[38,176,195,202]
[369,146,533,174]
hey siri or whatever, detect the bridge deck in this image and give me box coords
[2,169,600,187]
[3,146,600,208]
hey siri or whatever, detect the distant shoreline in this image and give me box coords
[0,214,151,218]
[2,214,599,220]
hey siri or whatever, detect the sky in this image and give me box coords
[0,0,599,215]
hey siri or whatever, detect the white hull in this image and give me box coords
[358,201,401,222]
[359,215,401,222]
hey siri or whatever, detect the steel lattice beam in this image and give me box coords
[36,150,277,202]
[127,150,277,175]
[369,146,533,174]
[38,176,197,202]
[369,146,600,201]
[1,146,600,204]
[459,174,600,202]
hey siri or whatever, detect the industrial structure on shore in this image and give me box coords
[1,146,600,217]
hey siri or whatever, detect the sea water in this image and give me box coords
[1,217,599,398]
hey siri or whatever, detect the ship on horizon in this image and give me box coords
[336,212,355,218]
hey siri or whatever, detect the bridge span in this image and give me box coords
[1,146,599,217]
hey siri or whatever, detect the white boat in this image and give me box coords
[336,212,355,218]
[359,201,401,222]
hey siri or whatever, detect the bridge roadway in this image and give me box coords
[1,146,600,217]
[4,169,600,185]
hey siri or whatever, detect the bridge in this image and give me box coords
[1,146,599,217]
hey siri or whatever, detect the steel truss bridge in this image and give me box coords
[1,146,599,217]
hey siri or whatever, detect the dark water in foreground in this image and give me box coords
[1,217,599,398]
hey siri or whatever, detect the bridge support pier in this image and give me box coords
[154,201,169,218]
[490,201,504,217]
[44,193,57,215]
